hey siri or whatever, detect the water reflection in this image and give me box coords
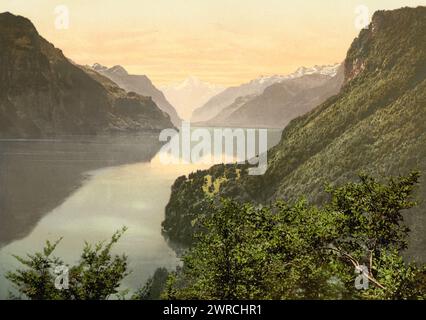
[0,128,283,298]
[0,134,162,247]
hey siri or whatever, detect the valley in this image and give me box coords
[0,4,425,300]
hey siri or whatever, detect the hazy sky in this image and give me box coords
[1,0,425,86]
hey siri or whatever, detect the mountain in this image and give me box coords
[0,12,173,138]
[190,64,340,123]
[92,63,181,126]
[203,68,344,128]
[163,7,426,262]
[161,76,224,120]
[203,94,257,126]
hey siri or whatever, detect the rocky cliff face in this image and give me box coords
[343,9,423,85]
[0,12,173,138]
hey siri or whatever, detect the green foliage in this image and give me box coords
[162,7,426,260]
[326,171,419,258]
[7,173,425,300]
[132,267,169,300]
[165,172,426,300]
[169,199,280,299]
[6,238,65,300]
[6,227,129,300]
[162,163,247,246]
[361,249,426,300]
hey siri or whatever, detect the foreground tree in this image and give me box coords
[164,172,426,300]
[6,172,425,300]
[7,227,129,300]
[325,171,425,299]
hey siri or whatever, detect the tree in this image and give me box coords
[132,267,169,300]
[7,227,129,300]
[325,171,424,299]
[192,199,286,299]
[6,172,425,300]
[164,172,426,300]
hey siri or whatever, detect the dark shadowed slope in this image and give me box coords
[0,12,173,138]
[92,64,181,126]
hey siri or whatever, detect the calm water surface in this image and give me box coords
[0,129,282,298]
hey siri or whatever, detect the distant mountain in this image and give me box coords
[203,67,344,128]
[163,6,426,263]
[202,95,257,126]
[161,76,224,120]
[92,64,181,126]
[191,64,340,123]
[0,12,173,138]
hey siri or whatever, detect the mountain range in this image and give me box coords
[0,12,173,138]
[161,76,224,120]
[190,64,340,123]
[163,7,426,263]
[201,67,344,128]
[92,63,181,126]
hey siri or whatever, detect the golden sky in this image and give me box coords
[1,0,425,86]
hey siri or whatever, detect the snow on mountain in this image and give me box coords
[191,63,341,123]
[161,77,224,120]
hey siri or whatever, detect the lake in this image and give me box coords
[0,128,282,299]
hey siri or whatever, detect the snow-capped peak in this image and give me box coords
[179,76,203,89]
[92,63,129,76]
[291,63,340,78]
[249,63,340,87]
[163,76,223,92]
[161,77,225,120]
[109,65,128,76]
[92,63,108,72]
